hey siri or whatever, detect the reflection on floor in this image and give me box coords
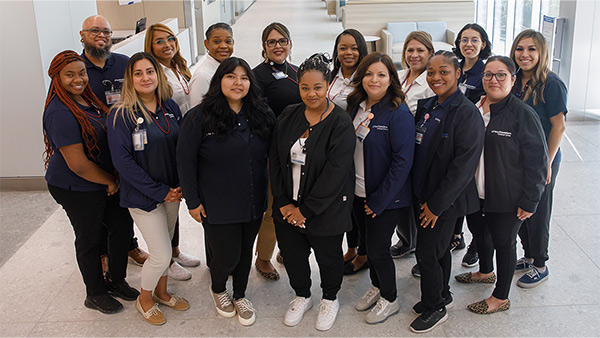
[1,0,600,336]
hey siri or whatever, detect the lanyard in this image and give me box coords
[401,74,415,94]
[271,61,298,85]
[176,68,190,95]
[352,107,373,132]
[477,95,487,109]
[514,80,530,100]
[141,99,170,135]
[327,76,340,101]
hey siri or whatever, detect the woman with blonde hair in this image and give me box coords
[390,31,436,263]
[510,29,567,288]
[145,23,200,281]
[108,52,189,325]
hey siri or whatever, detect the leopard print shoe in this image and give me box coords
[455,272,496,284]
[467,299,510,314]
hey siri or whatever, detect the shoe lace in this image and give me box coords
[525,268,540,279]
[235,298,254,312]
[364,287,379,303]
[217,292,232,308]
[318,301,333,316]
[289,297,307,312]
[372,298,387,315]
[148,303,160,316]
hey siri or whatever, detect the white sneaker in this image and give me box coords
[173,252,201,267]
[365,298,399,324]
[283,296,313,327]
[169,261,192,281]
[356,285,380,311]
[315,298,339,331]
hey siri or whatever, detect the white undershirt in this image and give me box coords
[327,68,355,111]
[397,69,435,116]
[291,138,307,201]
[474,97,491,199]
[353,101,370,198]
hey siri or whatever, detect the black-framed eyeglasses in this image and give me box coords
[83,28,113,37]
[266,38,289,47]
[482,72,509,82]
[154,36,176,46]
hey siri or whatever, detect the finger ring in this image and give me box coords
[293,220,297,224]
[424,217,428,221]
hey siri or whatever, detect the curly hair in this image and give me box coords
[43,50,109,169]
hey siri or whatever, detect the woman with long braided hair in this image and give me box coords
[43,50,138,314]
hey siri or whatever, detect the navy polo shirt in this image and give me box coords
[108,99,181,211]
[43,96,114,191]
[459,58,485,103]
[81,52,129,107]
[412,90,461,198]
[513,71,568,164]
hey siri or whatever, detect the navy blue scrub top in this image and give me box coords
[459,58,485,103]
[513,71,568,165]
[81,52,129,107]
[412,90,461,198]
[43,96,113,191]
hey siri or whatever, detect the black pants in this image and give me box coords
[203,218,261,300]
[347,197,367,256]
[519,162,559,268]
[466,207,523,300]
[415,207,456,311]
[48,184,132,296]
[393,203,417,249]
[275,219,344,300]
[355,196,408,302]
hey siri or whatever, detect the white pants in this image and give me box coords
[129,202,180,291]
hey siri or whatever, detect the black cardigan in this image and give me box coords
[482,94,549,213]
[414,92,485,220]
[269,103,355,236]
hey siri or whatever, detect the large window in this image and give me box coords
[475,0,560,55]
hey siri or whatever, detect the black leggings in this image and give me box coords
[48,184,132,296]
[203,218,262,300]
[467,207,523,300]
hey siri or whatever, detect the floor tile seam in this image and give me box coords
[552,217,600,270]
[33,268,81,326]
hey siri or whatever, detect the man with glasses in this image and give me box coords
[79,15,149,274]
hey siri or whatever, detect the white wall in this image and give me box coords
[0,0,97,178]
[562,0,600,114]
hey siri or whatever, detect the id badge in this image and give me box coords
[415,126,426,145]
[291,151,306,165]
[132,129,147,151]
[458,82,475,94]
[272,71,288,80]
[356,124,370,142]
[105,89,121,105]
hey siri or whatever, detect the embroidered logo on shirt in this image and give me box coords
[372,125,388,131]
[491,130,512,137]
[165,113,176,119]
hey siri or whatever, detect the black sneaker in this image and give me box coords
[411,263,420,278]
[412,294,453,315]
[449,233,466,252]
[106,278,140,301]
[410,307,448,333]
[462,245,479,267]
[84,294,123,314]
[390,242,415,258]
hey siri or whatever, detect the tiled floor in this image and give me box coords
[1,0,600,336]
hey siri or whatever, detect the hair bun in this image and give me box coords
[298,52,333,80]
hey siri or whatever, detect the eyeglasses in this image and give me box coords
[83,28,113,37]
[266,38,289,47]
[482,72,509,82]
[461,37,480,44]
[154,36,176,46]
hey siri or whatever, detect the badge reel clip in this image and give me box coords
[132,117,147,151]
[103,79,122,105]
